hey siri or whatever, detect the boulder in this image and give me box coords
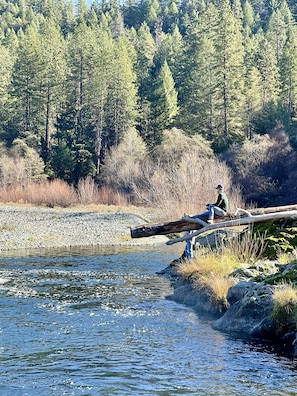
[212,281,275,334]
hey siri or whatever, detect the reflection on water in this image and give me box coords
[0,245,296,396]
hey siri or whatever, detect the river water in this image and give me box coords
[0,245,297,396]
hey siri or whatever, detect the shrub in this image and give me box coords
[101,128,148,191]
[77,177,99,204]
[225,127,297,204]
[27,180,77,207]
[221,225,267,264]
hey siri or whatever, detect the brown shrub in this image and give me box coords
[27,180,78,207]
[96,186,131,206]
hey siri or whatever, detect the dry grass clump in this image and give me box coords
[176,249,240,309]
[272,282,297,313]
[271,282,297,335]
[220,226,267,264]
[176,228,266,309]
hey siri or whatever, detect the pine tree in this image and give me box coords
[140,0,161,31]
[242,0,255,33]
[242,34,263,138]
[134,21,156,142]
[266,9,289,63]
[150,60,178,143]
[177,3,219,140]
[105,36,139,147]
[212,0,246,149]
[0,44,14,143]
[279,27,297,117]
[11,23,46,143]
[256,31,280,106]
[62,22,114,177]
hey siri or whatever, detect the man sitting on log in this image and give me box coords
[184,184,229,259]
[199,184,229,224]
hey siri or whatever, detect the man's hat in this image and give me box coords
[216,184,224,189]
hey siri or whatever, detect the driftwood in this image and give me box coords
[130,204,297,240]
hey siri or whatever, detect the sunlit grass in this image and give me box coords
[272,282,297,314]
[176,227,267,309]
[219,226,267,264]
[176,248,240,309]
[277,249,297,264]
[271,281,297,335]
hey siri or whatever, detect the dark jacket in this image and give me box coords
[214,192,228,212]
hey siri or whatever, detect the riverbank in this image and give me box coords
[161,258,297,356]
[0,204,168,251]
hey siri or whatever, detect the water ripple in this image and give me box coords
[0,247,296,395]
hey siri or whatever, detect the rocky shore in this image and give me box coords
[0,205,168,251]
[161,259,297,356]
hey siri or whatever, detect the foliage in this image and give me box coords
[0,0,296,204]
[0,139,45,187]
[224,127,297,204]
[252,220,297,260]
[101,127,148,191]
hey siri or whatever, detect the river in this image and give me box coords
[0,245,296,395]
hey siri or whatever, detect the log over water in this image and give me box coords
[130,204,297,239]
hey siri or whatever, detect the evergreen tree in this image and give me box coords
[162,0,179,33]
[256,31,280,106]
[91,25,113,174]
[266,9,289,63]
[11,23,46,145]
[60,22,113,178]
[242,34,263,138]
[140,0,161,31]
[0,44,13,108]
[40,18,67,163]
[214,0,246,149]
[134,21,156,142]
[177,3,218,140]
[279,27,297,118]
[242,0,255,33]
[0,44,14,143]
[150,60,178,143]
[105,36,139,147]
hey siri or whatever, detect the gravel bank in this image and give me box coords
[0,205,168,251]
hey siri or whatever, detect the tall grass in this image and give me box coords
[176,248,240,309]
[219,226,267,264]
[176,228,266,309]
[271,282,297,335]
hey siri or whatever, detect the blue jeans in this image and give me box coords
[193,205,226,221]
[185,231,195,259]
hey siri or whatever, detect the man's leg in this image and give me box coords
[213,206,226,218]
[208,204,215,220]
[184,231,195,259]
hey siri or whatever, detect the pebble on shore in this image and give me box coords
[0,205,168,251]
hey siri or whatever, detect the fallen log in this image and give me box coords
[166,210,297,245]
[130,204,297,239]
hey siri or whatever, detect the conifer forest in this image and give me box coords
[1,0,297,206]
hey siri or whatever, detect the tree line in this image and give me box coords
[0,0,296,204]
